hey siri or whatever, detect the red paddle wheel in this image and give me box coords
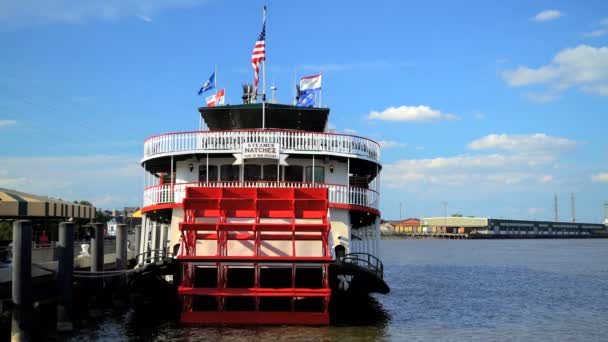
[177,187,332,325]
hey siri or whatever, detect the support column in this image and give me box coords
[57,222,74,332]
[12,220,32,341]
[375,217,381,259]
[160,223,169,258]
[150,221,159,262]
[142,217,151,264]
[134,224,142,264]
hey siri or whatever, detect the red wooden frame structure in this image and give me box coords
[177,187,332,325]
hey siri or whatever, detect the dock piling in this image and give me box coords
[90,223,104,273]
[57,222,74,332]
[115,224,127,288]
[11,220,32,341]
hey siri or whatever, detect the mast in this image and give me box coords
[262,5,267,129]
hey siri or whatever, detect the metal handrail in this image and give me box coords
[338,252,384,280]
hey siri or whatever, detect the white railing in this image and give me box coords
[143,181,379,211]
[143,130,380,161]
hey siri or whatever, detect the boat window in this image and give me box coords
[263,164,279,181]
[284,165,303,182]
[220,165,239,181]
[244,164,261,181]
[305,166,325,183]
[198,165,218,182]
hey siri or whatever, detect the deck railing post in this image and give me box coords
[11,220,32,341]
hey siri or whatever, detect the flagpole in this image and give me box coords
[215,64,219,109]
[262,5,267,129]
[292,69,296,105]
[319,70,322,108]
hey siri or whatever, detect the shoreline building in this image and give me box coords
[420,217,606,237]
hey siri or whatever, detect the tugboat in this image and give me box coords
[136,7,388,325]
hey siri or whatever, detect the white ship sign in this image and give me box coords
[233,143,288,165]
[242,143,280,159]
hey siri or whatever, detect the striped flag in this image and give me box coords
[206,89,225,107]
[251,19,266,95]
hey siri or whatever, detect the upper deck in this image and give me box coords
[142,129,381,164]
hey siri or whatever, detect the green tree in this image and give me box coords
[79,200,93,206]
[451,213,463,217]
[95,210,110,223]
[0,221,12,240]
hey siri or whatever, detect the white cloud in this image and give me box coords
[531,10,563,22]
[383,133,578,191]
[0,0,205,29]
[368,105,459,122]
[467,133,578,153]
[343,128,357,134]
[524,92,559,103]
[501,45,608,98]
[583,29,606,38]
[378,140,407,148]
[584,18,608,38]
[0,119,16,127]
[473,112,485,120]
[540,175,553,183]
[591,172,608,182]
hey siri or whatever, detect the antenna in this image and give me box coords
[554,193,558,222]
[270,85,278,104]
[571,192,575,223]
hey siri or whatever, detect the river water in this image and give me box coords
[70,239,608,341]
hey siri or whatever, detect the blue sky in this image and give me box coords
[1,0,607,222]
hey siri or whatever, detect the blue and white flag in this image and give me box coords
[198,72,215,95]
[296,89,316,107]
[299,73,322,91]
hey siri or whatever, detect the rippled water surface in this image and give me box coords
[70,239,608,341]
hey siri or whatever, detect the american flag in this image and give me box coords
[251,20,266,95]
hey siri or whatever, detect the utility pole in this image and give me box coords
[554,193,558,222]
[399,202,402,221]
[571,192,575,223]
